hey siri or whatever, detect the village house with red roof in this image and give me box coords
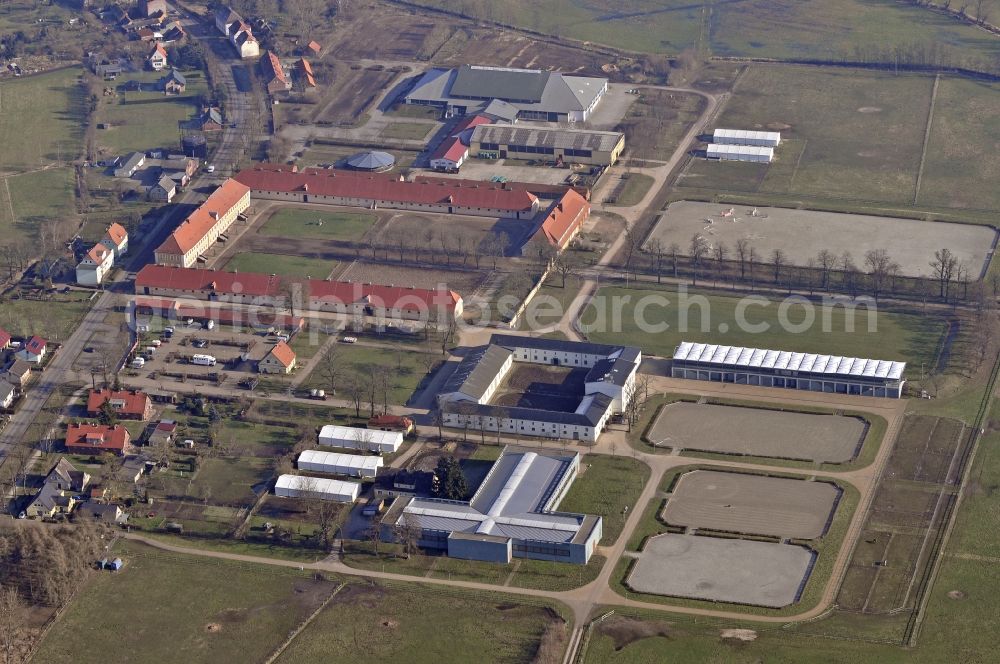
[65,423,133,457]
[258,340,297,374]
[87,388,154,420]
[77,222,129,286]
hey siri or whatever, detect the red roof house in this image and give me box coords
[65,424,133,457]
[87,389,153,420]
[258,340,297,374]
[526,189,590,254]
[0,328,10,350]
[17,336,47,363]
[154,179,251,266]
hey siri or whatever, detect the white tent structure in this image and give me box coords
[274,474,361,502]
[706,144,774,163]
[671,341,906,398]
[713,128,782,147]
[297,450,383,478]
[318,425,403,454]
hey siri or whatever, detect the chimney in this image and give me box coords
[210,211,219,220]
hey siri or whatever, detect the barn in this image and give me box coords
[317,425,403,454]
[274,474,361,502]
[297,450,383,478]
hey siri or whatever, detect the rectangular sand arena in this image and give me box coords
[628,534,814,607]
[648,401,866,463]
[663,470,841,539]
[645,201,997,278]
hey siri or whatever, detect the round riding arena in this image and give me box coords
[645,201,997,278]
[627,534,815,608]
[647,401,866,463]
[662,470,841,539]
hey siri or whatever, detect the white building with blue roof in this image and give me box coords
[670,341,906,398]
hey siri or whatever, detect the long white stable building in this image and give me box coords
[706,144,774,163]
[713,128,782,147]
[671,341,906,398]
[274,474,361,502]
[297,450,383,479]
[318,425,403,454]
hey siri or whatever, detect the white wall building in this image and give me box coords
[318,425,403,454]
[706,144,774,163]
[297,450,383,478]
[274,474,360,502]
[713,128,782,147]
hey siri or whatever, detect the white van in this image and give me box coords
[191,354,217,366]
[341,336,357,344]
[131,357,146,368]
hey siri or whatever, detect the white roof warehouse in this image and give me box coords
[671,341,906,398]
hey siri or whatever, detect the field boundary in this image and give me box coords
[913,74,940,205]
[262,581,347,664]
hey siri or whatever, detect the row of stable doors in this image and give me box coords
[672,368,900,397]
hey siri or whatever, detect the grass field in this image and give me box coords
[223,252,335,279]
[0,292,94,341]
[274,582,562,664]
[258,207,377,242]
[406,0,1000,65]
[682,65,932,205]
[0,67,84,172]
[386,104,441,120]
[7,166,76,224]
[195,457,272,506]
[559,455,650,545]
[608,173,655,207]
[33,543,334,664]
[380,122,432,140]
[301,342,437,406]
[622,89,704,162]
[96,71,208,154]
[579,286,946,368]
[918,77,1000,211]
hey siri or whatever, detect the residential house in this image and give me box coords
[75,243,114,286]
[148,419,177,446]
[87,388,154,420]
[214,6,242,35]
[199,107,223,131]
[231,25,260,59]
[0,327,10,349]
[295,58,316,89]
[89,486,109,502]
[102,222,129,260]
[16,336,47,364]
[161,68,186,94]
[114,151,145,178]
[25,459,90,519]
[260,52,290,95]
[162,22,186,43]
[76,502,127,525]
[3,359,31,388]
[138,27,160,43]
[65,423,133,457]
[148,43,168,71]
[258,340,297,374]
[0,381,15,409]
[306,40,322,56]
[149,174,176,202]
[121,455,152,483]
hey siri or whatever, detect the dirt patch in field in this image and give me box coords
[766,122,791,130]
[205,623,222,633]
[947,590,967,600]
[720,628,758,642]
[381,618,399,628]
[597,616,674,651]
[858,106,882,113]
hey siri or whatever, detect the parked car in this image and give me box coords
[341,336,357,344]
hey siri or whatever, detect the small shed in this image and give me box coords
[107,557,124,571]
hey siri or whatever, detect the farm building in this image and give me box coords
[234,164,540,220]
[346,150,395,172]
[438,335,641,443]
[153,179,251,267]
[133,296,305,333]
[318,425,403,454]
[713,128,781,147]
[404,65,608,122]
[470,125,625,166]
[297,450,383,478]
[671,341,906,398]
[258,340,297,374]
[524,188,590,254]
[134,265,463,323]
[706,144,774,163]
[86,388,153,420]
[429,115,492,172]
[382,446,602,564]
[274,474,360,502]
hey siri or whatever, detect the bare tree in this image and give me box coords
[735,238,750,280]
[668,242,681,278]
[816,249,836,292]
[364,515,383,556]
[392,515,421,559]
[930,247,958,300]
[840,252,859,296]
[0,585,27,664]
[689,234,708,285]
[713,241,728,287]
[553,252,576,288]
[864,248,893,302]
[647,237,665,284]
[770,248,787,285]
